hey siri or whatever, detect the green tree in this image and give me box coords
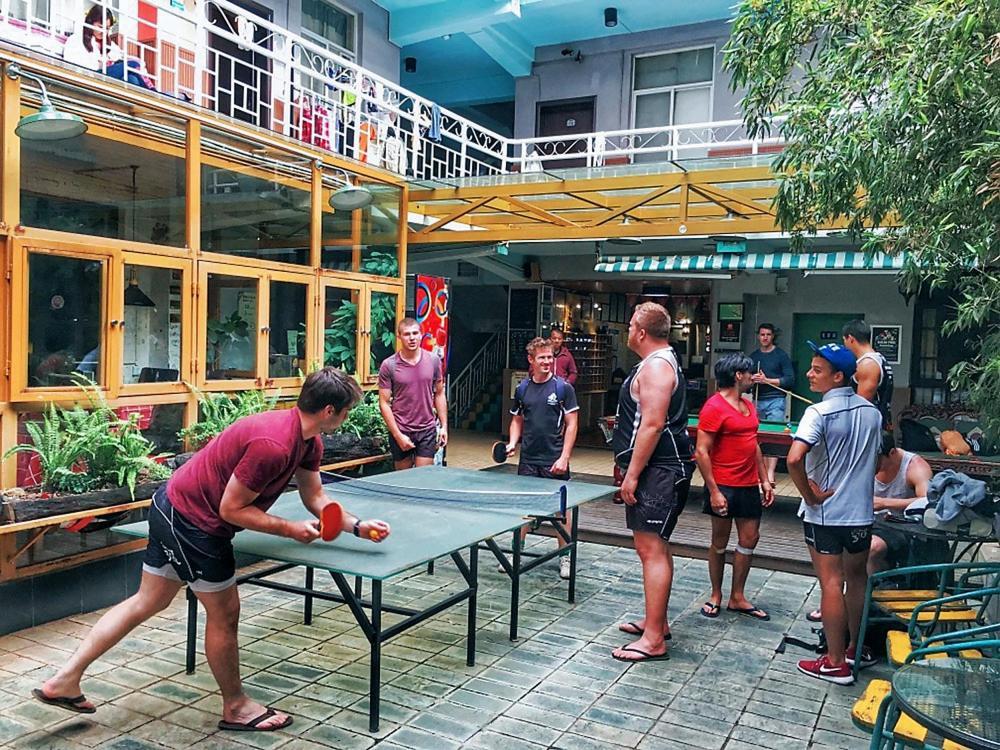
[725,0,1000,434]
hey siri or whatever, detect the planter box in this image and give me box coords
[321,433,386,463]
[0,481,165,525]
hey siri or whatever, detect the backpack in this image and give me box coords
[514,376,567,412]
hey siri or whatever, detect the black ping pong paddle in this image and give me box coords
[491,441,508,464]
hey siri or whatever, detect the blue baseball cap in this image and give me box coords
[807,341,857,378]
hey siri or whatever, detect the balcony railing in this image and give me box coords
[0,0,785,182]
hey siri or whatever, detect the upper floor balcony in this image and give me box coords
[0,0,785,187]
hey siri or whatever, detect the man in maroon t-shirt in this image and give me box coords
[378,317,447,471]
[548,328,578,386]
[694,352,774,621]
[35,368,391,732]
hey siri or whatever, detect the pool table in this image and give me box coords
[598,415,798,457]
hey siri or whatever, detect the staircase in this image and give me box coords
[449,331,506,432]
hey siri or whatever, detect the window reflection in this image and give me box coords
[206,273,257,380]
[122,265,182,385]
[28,254,103,387]
[369,290,397,375]
[21,130,186,246]
[269,281,307,378]
[323,286,359,376]
[321,182,401,276]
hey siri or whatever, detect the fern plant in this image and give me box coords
[337,391,388,443]
[179,385,280,450]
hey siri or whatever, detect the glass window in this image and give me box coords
[21,129,186,246]
[206,273,258,380]
[321,181,402,276]
[301,0,356,57]
[122,265,182,385]
[28,254,104,387]
[9,0,51,25]
[369,289,397,375]
[634,48,713,90]
[269,280,308,378]
[323,286,359,376]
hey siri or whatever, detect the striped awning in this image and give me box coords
[594,251,906,274]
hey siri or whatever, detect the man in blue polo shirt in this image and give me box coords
[787,341,881,685]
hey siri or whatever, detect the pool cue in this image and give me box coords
[764,381,816,406]
[754,362,761,403]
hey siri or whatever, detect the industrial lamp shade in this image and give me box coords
[15,100,87,140]
[125,271,156,307]
[329,184,374,211]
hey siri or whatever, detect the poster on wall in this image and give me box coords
[718,320,742,346]
[415,274,450,374]
[871,325,902,364]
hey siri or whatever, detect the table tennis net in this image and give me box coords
[323,475,568,517]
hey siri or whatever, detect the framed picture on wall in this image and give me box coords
[718,320,742,345]
[717,302,744,321]
[871,324,902,364]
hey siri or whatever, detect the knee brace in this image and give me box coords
[734,543,757,556]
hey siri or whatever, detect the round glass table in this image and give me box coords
[892,657,1000,750]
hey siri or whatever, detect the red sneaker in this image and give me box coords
[846,645,877,669]
[797,654,855,685]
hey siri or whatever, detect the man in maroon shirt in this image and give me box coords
[34,368,391,732]
[549,328,578,386]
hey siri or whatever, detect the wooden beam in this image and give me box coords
[185,120,201,253]
[500,196,579,228]
[691,183,776,217]
[1,68,20,231]
[415,197,494,235]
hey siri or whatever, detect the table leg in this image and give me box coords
[467,544,478,667]
[369,580,382,733]
[568,507,580,604]
[185,588,197,674]
[354,575,362,599]
[304,567,314,625]
[510,530,522,641]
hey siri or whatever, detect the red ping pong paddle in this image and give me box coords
[320,501,344,542]
[491,441,508,464]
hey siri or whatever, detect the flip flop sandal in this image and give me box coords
[611,645,670,663]
[32,688,96,714]
[727,605,771,621]
[806,608,823,622]
[218,708,293,732]
[700,601,721,618]
[617,622,672,640]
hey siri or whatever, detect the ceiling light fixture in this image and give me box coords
[607,216,642,246]
[7,63,87,140]
[320,164,374,211]
[604,7,618,27]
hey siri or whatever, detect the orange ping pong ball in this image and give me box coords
[369,529,380,540]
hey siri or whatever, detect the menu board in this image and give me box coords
[871,325,902,364]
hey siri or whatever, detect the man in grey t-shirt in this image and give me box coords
[787,341,881,685]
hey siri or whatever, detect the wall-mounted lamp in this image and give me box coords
[321,165,374,211]
[6,63,87,140]
[604,7,618,27]
[404,57,417,73]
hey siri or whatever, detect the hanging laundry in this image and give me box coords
[429,104,442,142]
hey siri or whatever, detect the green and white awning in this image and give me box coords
[595,251,906,274]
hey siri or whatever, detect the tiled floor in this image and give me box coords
[0,536,884,749]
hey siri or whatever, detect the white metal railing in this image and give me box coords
[0,0,786,183]
[449,330,506,427]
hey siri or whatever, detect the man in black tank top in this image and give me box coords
[610,302,694,664]
[842,319,894,427]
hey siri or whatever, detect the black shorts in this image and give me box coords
[625,466,690,541]
[388,426,439,461]
[702,484,762,519]
[803,521,873,555]
[143,487,236,592]
[517,463,571,481]
[873,518,950,568]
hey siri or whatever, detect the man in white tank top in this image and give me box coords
[870,432,933,575]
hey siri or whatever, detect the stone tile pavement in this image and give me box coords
[0,537,886,749]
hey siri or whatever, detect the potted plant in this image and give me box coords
[321,391,390,463]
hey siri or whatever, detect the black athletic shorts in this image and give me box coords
[702,484,762,519]
[388,425,439,461]
[142,487,236,592]
[624,465,690,541]
[517,463,571,481]
[803,521,873,555]
[873,518,950,568]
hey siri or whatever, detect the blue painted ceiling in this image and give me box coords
[374,0,735,107]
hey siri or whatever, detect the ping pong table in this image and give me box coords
[116,465,613,731]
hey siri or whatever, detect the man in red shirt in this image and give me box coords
[694,352,774,621]
[34,368,391,732]
[548,327,578,386]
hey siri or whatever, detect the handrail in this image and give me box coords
[0,0,787,184]
[449,330,506,426]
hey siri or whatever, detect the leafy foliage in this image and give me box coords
[337,391,388,443]
[3,380,171,497]
[179,386,280,450]
[725,0,1000,435]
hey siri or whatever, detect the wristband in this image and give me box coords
[353,519,362,538]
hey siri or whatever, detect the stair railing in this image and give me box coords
[449,331,506,427]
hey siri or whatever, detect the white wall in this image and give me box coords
[514,19,740,138]
[712,272,914,387]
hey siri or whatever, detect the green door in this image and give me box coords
[790,313,862,420]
